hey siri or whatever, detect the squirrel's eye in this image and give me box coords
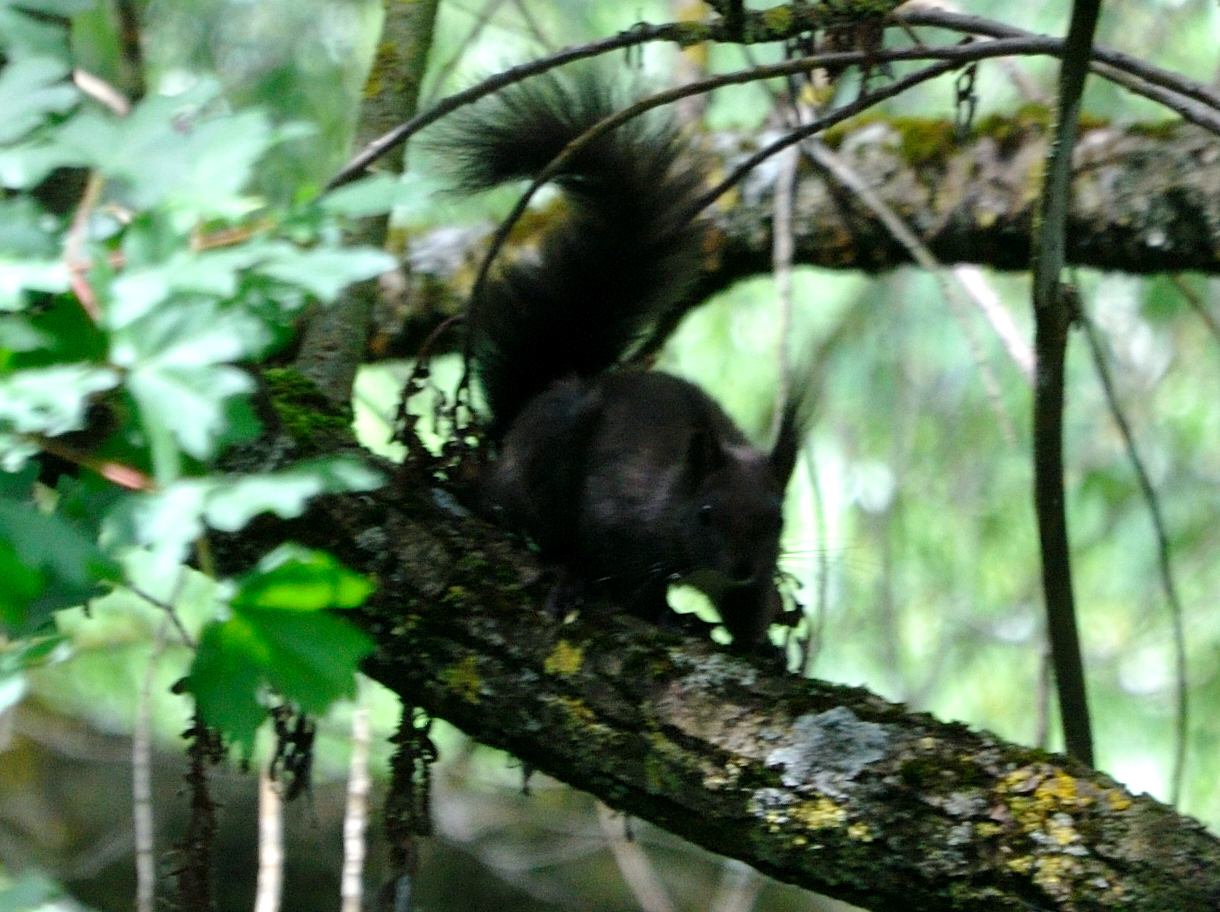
[698,504,714,525]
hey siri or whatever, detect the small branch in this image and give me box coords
[65,173,104,322]
[768,144,798,446]
[1172,274,1220,352]
[129,584,196,650]
[340,680,372,912]
[32,434,156,492]
[73,69,131,115]
[1077,303,1189,806]
[254,765,284,912]
[133,618,168,912]
[802,139,1022,446]
[1028,0,1103,768]
[597,803,676,912]
[896,7,1220,118]
[111,0,146,99]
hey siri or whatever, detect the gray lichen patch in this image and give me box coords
[766,706,888,793]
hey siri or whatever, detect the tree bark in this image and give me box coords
[253,465,1220,912]
[383,117,1220,353]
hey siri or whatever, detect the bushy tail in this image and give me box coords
[435,68,706,437]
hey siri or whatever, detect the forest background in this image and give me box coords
[1,1,1219,910]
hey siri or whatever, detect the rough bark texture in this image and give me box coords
[245,455,1220,912]
[295,0,439,401]
[382,116,1220,353]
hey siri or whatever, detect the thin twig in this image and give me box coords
[1171,274,1220,352]
[768,144,798,446]
[896,7,1220,116]
[329,8,1220,192]
[254,765,284,912]
[129,584,196,650]
[420,0,510,109]
[341,679,372,912]
[31,433,156,491]
[1077,302,1189,806]
[596,803,675,912]
[803,139,1022,446]
[65,172,104,322]
[1028,0,1103,768]
[133,616,169,912]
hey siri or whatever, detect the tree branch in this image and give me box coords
[235,465,1220,912]
[382,118,1220,355]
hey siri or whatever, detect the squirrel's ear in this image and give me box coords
[686,428,725,483]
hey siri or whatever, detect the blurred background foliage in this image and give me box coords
[3,0,1219,910]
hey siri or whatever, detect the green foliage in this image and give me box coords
[0,5,404,752]
[185,546,375,754]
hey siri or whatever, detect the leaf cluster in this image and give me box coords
[0,4,412,753]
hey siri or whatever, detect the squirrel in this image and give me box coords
[438,69,802,649]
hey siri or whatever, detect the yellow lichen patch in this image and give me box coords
[1106,789,1133,812]
[1005,854,1034,876]
[1001,766,1097,833]
[1046,815,1080,847]
[847,822,875,842]
[544,639,584,676]
[553,695,595,725]
[792,797,847,831]
[1033,853,1083,898]
[440,656,481,704]
[975,822,1003,839]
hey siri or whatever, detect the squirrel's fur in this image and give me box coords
[440,69,800,648]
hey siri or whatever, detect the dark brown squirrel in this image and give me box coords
[439,69,803,648]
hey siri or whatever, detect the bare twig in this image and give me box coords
[31,433,156,492]
[802,139,1022,445]
[420,0,510,109]
[896,7,1220,116]
[341,680,373,912]
[1171,274,1220,352]
[112,0,145,99]
[65,172,104,322]
[1028,0,1103,768]
[768,144,799,446]
[129,585,196,649]
[133,617,169,912]
[1077,302,1189,806]
[255,765,284,912]
[597,803,675,912]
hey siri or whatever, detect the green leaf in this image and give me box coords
[254,244,395,301]
[247,607,372,712]
[318,172,427,218]
[0,363,119,436]
[110,297,277,461]
[186,617,268,754]
[185,546,374,752]
[102,458,385,573]
[0,56,77,144]
[0,9,72,62]
[51,92,301,220]
[232,544,375,611]
[203,457,385,531]
[126,363,253,461]
[0,198,69,308]
[108,244,273,329]
[0,498,120,634]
